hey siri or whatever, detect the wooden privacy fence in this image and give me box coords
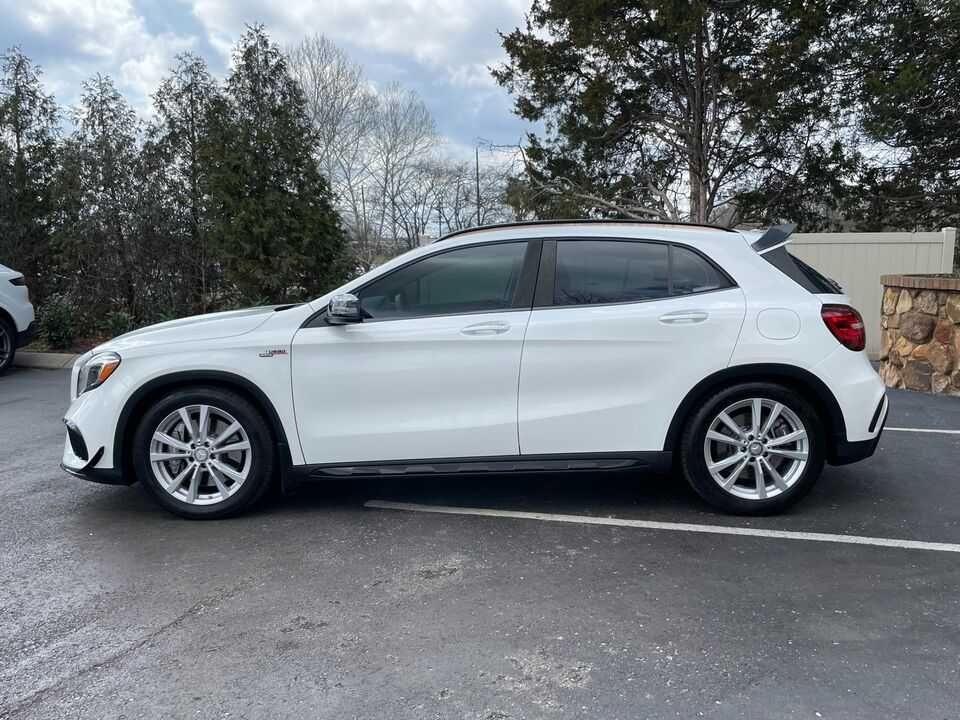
[788,228,957,359]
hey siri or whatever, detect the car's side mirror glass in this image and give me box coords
[327,293,362,325]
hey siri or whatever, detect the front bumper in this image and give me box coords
[60,461,126,485]
[16,320,36,347]
[60,422,126,485]
[60,390,134,485]
[61,417,132,485]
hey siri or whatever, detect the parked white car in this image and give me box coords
[61,221,886,518]
[0,263,36,374]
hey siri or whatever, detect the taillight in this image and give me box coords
[821,304,865,351]
[9,276,25,286]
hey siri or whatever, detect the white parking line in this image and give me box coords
[886,427,960,435]
[364,500,960,554]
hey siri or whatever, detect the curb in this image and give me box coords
[14,351,80,369]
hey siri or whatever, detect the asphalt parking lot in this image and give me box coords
[2,367,959,719]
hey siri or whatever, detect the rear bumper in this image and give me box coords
[829,394,887,466]
[16,320,36,347]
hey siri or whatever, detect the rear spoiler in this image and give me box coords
[751,223,796,254]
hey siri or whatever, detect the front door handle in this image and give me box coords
[461,321,510,336]
[659,310,709,324]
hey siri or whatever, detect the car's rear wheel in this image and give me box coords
[679,382,825,515]
[132,386,274,519]
[0,317,15,374]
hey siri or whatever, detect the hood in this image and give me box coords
[95,305,282,353]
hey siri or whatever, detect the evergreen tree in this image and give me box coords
[850,0,960,232]
[204,26,347,305]
[146,53,223,314]
[54,75,143,324]
[494,0,854,227]
[0,48,59,299]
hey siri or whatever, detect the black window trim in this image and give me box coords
[533,237,738,310]
[532,240,557,307]
[304,238,541,327]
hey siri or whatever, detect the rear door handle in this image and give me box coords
[659,310,709,324]
[461,321,510,336]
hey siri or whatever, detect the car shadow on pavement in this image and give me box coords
[68,458,884,528]
[69,468,702,523]
[269,468,779,523]
[279,462,878,521]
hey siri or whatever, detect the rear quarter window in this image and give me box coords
[761,247,841,294]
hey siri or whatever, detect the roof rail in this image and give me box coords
[432,218,739,243]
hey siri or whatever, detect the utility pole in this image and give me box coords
[475,146,482,227]
[437,194,443,239]
[360,185,368,266]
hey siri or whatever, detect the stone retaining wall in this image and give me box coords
[879,274,960,394]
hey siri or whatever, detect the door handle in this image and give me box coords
[461,321,510,336]
[659,310,709,324]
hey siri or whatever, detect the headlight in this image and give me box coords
[77,352,121,396]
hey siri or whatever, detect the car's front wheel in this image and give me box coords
[132,386,275,519]
[680,382,825,515]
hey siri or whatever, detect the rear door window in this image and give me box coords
[671,245,732,295]
[552,240,733,306]
[554,241,669,305]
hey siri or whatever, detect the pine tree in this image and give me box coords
[0,48,60,299]
[54,75,143,325]
[146,53,223,314]
[204,26,348,305]
[851,0,960,232]
[494,0,853,227]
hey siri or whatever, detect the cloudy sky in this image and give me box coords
[1,0,535,156]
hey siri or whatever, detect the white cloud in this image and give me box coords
[181,0,530,145]
[1,0,534,143]
[186,0,519,68]
[119,33,196,101]
[445,61,502,89]
[3,0,198,114]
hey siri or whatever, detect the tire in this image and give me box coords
[132,386,275,519]
[679,382,825,515]
[0,316,15,375]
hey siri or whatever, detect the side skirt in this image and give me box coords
[283,452,672,492]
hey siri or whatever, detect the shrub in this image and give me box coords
[39,293,74,350]
[101,310,136,339]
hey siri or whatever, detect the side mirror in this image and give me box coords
[327,293,362,325]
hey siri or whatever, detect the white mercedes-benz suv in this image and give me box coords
[61,221,886,518]
[0,262,37,374]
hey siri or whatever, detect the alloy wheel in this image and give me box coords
[702,397,809,500]
[0,324,10,368]
[150,404,252,505]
